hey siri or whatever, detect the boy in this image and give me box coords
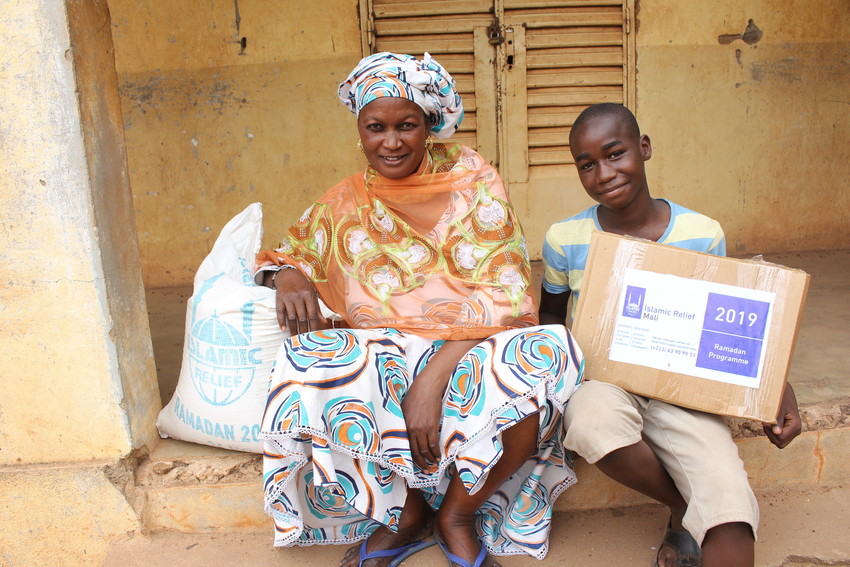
[540,103,801,567]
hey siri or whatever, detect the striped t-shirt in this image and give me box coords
[542,200,726,319]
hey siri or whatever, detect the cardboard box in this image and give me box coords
[571,231,810,423]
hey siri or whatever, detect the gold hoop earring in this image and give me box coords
[425,137,433,151]
[357,140,364,153]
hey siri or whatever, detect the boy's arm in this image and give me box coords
[539,288,570,326]
[762,382,802,448]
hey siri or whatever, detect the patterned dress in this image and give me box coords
[259,144,585,558]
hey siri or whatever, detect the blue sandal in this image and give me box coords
[435,535,489,567]
[357,536,436,566]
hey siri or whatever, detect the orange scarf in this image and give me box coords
[257,143,538,340]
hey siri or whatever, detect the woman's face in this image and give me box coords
[357,97,430,179]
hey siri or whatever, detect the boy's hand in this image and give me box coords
[763,383,802,448]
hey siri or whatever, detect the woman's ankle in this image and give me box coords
[395,490,434,536]
[436,507,477,544]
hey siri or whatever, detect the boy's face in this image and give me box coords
[570,113,652,210]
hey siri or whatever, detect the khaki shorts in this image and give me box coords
[563,380,759,545]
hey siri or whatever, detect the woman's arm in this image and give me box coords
[401,338,479,470]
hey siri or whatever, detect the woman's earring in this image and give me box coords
[425,137,433,152]
[357,140,364,153]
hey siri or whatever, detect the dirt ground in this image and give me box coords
[103,485,850,567]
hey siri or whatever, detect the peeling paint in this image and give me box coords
[119,74,249,117]
[103,449,147,517]
[718,18,763,45]
[108,1,850,288]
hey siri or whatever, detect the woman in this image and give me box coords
[257,52,584,567]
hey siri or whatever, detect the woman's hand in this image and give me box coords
[401,339,479,470]
[401,375,445,470]
[262,268,328,336]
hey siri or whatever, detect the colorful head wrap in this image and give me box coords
[338,52,464,139]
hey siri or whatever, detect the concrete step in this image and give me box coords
[134,401,850,534]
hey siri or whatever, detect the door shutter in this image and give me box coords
[502,0,634,182]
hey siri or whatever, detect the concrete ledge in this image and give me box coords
[136,423,850,533]
[144,482,269,533]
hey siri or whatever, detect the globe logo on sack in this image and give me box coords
[187,308,262,406]
[622,285,646,319]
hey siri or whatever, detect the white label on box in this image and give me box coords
[609,269,776,388]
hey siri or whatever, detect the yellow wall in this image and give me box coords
[636,1,850,255]
[110,1,850,288]
[109,0,365,287]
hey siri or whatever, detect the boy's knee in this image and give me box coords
[565,382,611,425]
[565,381,635,423]
[564,381,642,462]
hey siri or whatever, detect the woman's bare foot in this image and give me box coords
[436,508,500,567]
[339,490,434,567]
[338,523,430,567]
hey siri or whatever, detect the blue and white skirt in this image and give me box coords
[261,325,584,559]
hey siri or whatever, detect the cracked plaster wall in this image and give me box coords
[636,0,850,255]
[107,0,364,288]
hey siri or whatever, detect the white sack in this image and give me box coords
[156,202,335,452]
